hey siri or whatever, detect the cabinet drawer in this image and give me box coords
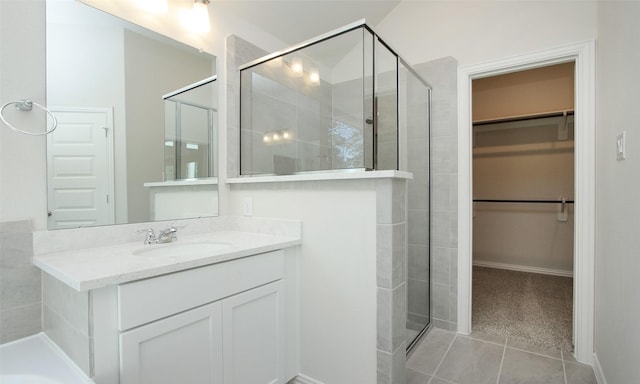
[118,250,284,331]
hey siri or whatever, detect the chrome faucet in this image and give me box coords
[139,226,178,245]
[157,226,178,243]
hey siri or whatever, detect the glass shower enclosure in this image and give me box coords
[239,21,432,351]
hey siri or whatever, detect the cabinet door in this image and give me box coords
[120,301,223,384]
[222,280,285,384]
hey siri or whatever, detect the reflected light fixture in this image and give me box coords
[191,0,211,33]
[263,130,292,144]
[309,68,320,86]
[291,57,304,77]
[136,0,168,13]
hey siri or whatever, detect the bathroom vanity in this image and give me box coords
[33,217,302,384]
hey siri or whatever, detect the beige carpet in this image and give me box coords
[472,266,573,352]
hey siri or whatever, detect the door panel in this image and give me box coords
[119,301,223,384]
[223,281,285,384]
[47,108,114,228]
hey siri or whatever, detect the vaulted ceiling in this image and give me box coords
[213,0,401,45]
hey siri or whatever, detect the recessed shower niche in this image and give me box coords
[238,21,432,352]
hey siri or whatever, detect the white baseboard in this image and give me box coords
[473,260,573,277]
[592,353,608,384]
[288,374,325,384]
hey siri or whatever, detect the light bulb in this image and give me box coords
[191,0,211,33]
[283,131,290,139]
[272,133,280,141]
[263,135,271,143]
[291,57,303,77]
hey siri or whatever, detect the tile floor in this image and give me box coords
[407,328,597,384]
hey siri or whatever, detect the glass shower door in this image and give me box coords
[401,60,432,351]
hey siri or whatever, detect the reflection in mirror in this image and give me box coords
[45,0,217,229]
[163,77,218,181]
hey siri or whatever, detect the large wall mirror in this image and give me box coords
[45,0,218,230]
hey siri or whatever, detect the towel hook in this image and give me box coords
[0,99,58,136]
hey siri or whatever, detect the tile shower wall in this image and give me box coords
[0,220,42,343]
[376,179,408,384]
[414,57,459,331]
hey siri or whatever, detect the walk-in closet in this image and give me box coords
[471,63,575,353]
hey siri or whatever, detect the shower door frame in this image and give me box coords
[457,41,596,365]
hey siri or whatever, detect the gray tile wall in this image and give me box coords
[42,273,92,375]
[0,220,42,343]
[414,57,459,331]
[376,178,408,384]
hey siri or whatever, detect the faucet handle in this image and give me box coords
[136,228,156,244]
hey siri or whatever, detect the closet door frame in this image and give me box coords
[456,41,595,365]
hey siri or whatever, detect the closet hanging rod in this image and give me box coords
[473,199,574,204]
[473,110,574,126]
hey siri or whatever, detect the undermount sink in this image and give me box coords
[132,241,233,258]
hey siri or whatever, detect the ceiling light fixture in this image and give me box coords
[191,0,211,33]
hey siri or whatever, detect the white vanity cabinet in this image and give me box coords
[113,250,288,384]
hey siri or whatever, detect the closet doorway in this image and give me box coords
[470,63,575,353]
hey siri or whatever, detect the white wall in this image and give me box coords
[375,1,597,67]
[595,2,640,383]
[228,181,377,384]
[0,0,47,229]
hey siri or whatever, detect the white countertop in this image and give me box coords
[34,230,301,292]
[226,170,412,184]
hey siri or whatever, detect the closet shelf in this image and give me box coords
[473,141,574,155]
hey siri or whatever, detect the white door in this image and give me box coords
[119,301,224,384]
[222,280,285,384]
[47,107,114,228]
